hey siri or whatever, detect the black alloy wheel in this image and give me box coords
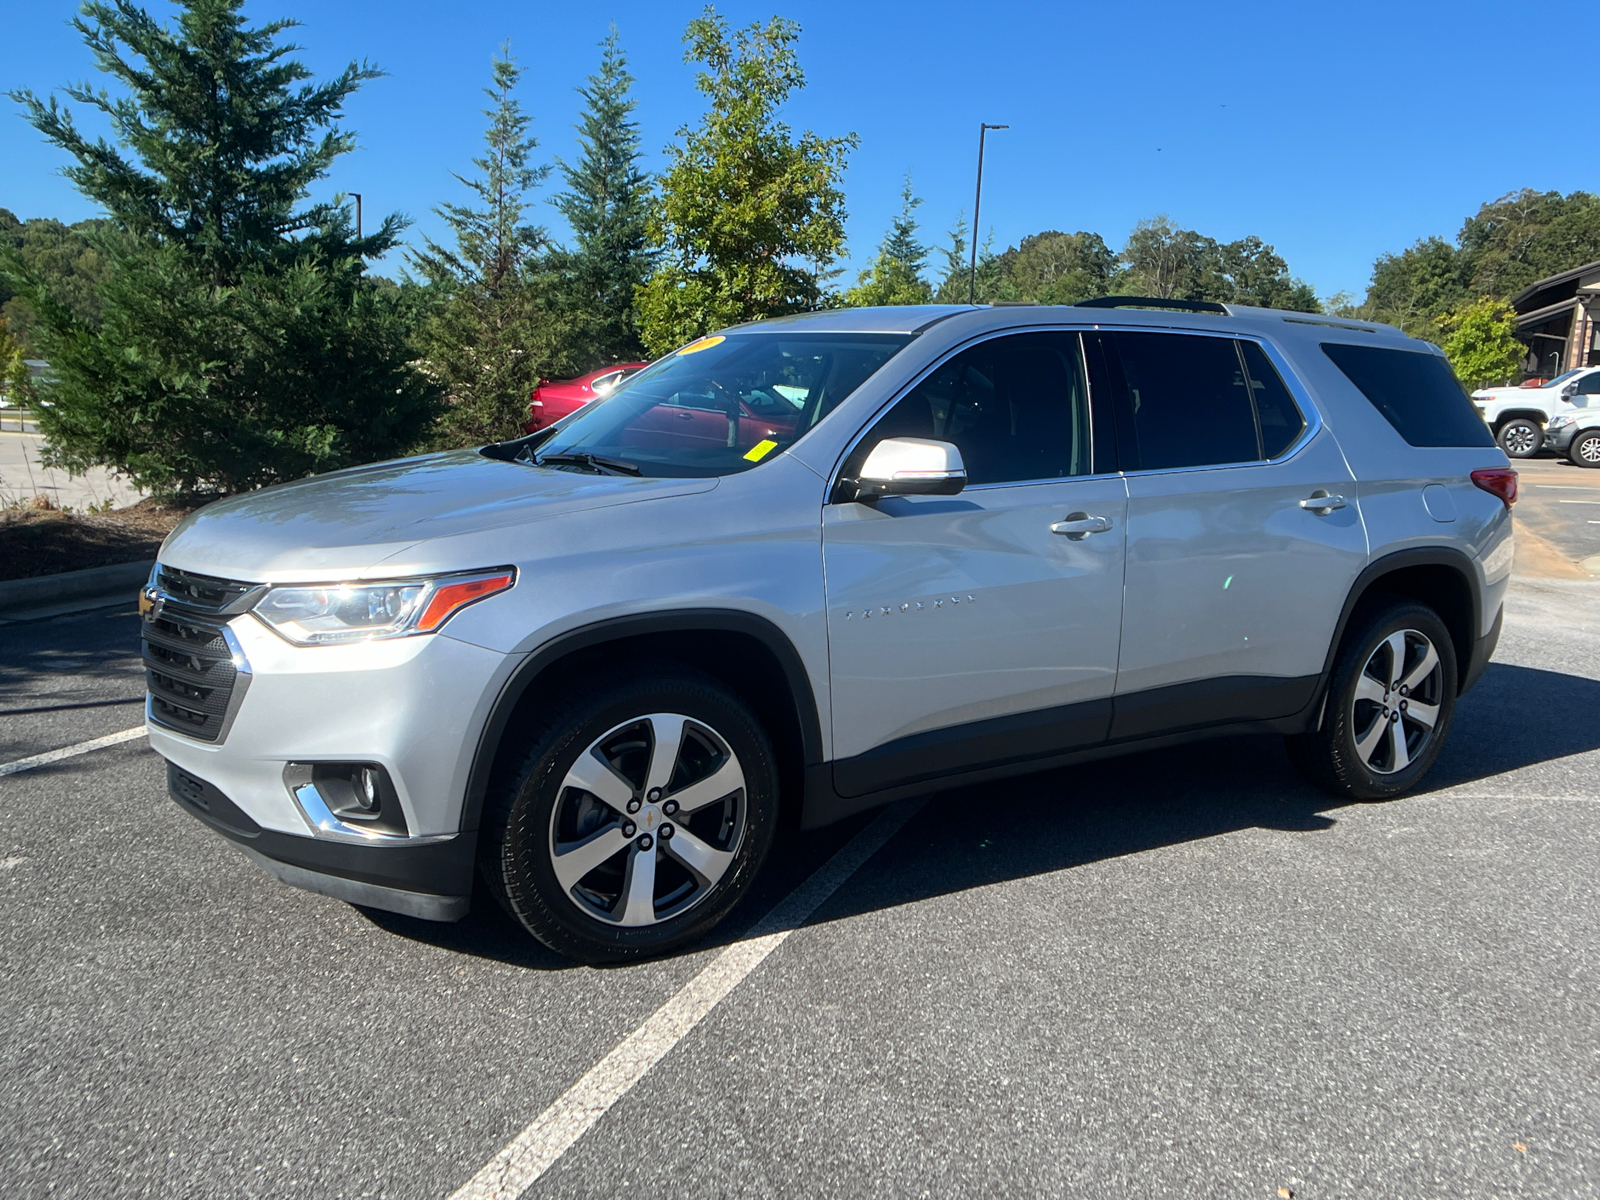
[1496,417,1542,459]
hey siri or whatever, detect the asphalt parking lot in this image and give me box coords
[3,569,1598,1197]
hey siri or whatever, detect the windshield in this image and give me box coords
[1538,370,1584,389]
[532,332,913,477]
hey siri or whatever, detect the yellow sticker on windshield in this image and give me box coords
[743,439,779,462]
[676,335,725,356]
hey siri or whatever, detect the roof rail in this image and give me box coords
[1074,295,1228,315]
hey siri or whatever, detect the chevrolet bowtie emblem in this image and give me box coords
[646,811,657,829]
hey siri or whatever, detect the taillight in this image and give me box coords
[1470,467,1517,506]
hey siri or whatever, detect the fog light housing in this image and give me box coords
[284,762,409,840]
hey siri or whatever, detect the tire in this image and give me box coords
[1496,417,1542,458]
[1569,429,1600,468]
[479,664,780,963]
[1286,601,1457,801]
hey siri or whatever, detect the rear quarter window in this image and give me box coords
[1321,343,1495,448]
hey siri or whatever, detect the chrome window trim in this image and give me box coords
[826,322,1324,497]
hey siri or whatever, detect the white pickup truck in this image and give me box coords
[1472,366,1600,457]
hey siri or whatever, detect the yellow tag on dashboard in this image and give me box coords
[743,439,778,462]
[676,335,725,356]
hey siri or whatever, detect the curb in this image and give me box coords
[0,560,154,615]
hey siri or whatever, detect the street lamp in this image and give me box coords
[350,192,363,240]
[968,123,1008,305]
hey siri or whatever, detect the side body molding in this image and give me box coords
[458,609,825,836]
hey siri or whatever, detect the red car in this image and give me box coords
[522,362,650,433]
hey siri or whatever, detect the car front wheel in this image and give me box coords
[481,666,779,963]
[1286,601,1457,801]
[1496,417,1542,458]
[1569,429,1600,468]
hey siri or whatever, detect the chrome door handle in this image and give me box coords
[1050,513,1113,540]
[1299,492,1347,514]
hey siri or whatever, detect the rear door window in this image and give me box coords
[1094,332,1264,470]
[1321,343,1495,448]
[1241,341,1306,458]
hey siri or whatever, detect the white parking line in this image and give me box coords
[0,725,147,778]
[448,797,928,1200]
[1557,499,1600,504]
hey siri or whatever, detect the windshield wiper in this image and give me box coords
[534,451,642,476]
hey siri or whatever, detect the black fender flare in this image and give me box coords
[458,609,824,834]
[1490,410,1548,429]
[1311,546,1485,719]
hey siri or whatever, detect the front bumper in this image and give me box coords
[149,606,515,920]
[166,761,473,920]
[1543,425,1580,452]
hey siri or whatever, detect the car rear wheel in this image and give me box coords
[1286,601,1457,801]
[1569,429,1600,468]
[1496,417,1542,458]
[480,666,779,963]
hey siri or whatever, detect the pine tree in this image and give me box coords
[5,0,436,497]
[932,215,1006,304]
[843,175,932,307]
[552,26,653,364]
[411,44,568,446]
[882,175,928,279]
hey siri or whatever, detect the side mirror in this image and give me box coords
[1562,383,1578,397]
[847,437,966,501]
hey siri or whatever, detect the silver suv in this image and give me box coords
[144,300,1516,962]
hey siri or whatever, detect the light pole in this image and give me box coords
[350,192,363,240]
[968,123,1008,304]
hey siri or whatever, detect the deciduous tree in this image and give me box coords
[1441,297,1525,389]
[636,10,857,354]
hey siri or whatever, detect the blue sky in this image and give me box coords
[2,0,1595,300]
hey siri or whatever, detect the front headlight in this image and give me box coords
[1546,414,1575,431]
[251,568,515,645]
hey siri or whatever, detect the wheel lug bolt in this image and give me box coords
[647,787,663,802]
[663,800,679,816]
[627,799,641,814]
[622,821,636,837]
[660,823,674,839]
[638,834,653,850]
[1390,712,1399,723]
[1400,700,1407,710]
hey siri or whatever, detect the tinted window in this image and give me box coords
[1576,372,1600,395]
[855,332,1089,486]
[537,332,910,477]
[1108,332,1259,470]
[1241,341,1306,458]
[1321,343,1495,448]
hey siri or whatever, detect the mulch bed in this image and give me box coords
[0,497,204,581]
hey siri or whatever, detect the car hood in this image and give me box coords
[1473,385,1552,401]
[160,450,719,581]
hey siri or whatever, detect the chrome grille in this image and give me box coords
[143,566,257,742]
[154,566,265,615]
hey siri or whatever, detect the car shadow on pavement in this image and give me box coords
[361,661,1600,968]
